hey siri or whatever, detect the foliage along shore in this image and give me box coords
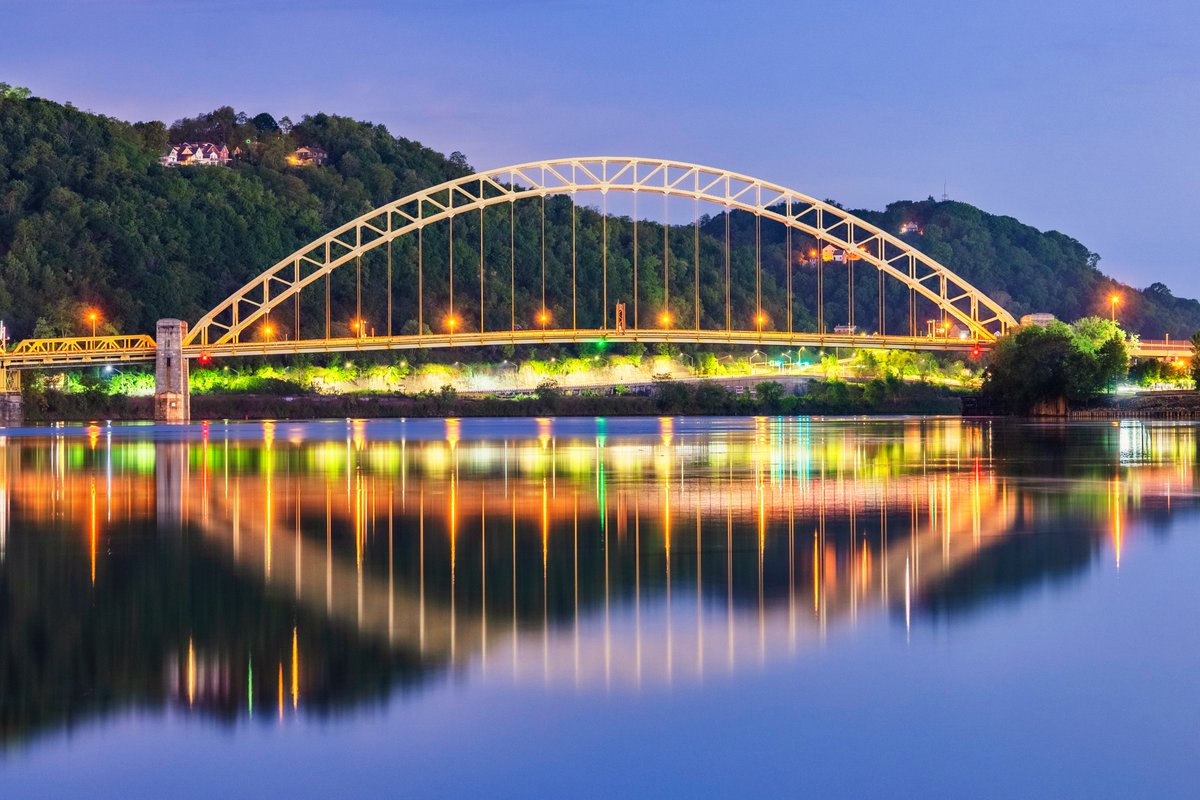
[21,377,963,423]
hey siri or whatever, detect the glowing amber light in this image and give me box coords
[538,310,550,326]
[262,323,274,338]
[446,316,458,332]
[86,310,99,337]
[659,312,672,327]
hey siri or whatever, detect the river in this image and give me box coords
[0,416,1196,797]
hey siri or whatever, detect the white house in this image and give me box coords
[160,142,230,167]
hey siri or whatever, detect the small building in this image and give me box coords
[900,221,922,235]
[287,146,328,166]
[160,142,230,167]
[821,244,846,263]
[1020,312,1057,327]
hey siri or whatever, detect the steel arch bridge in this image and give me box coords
[186,156,1017,348]
[0,156,1184,419]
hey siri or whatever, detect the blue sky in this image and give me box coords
[3,0,1197,294]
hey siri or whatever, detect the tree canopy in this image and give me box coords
[982,318,1129,413]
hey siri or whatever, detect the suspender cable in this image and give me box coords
[755,204,762,326]
[663,192,669,316]
[386,235,393,337]
[510,177,515,332]
[848,255,854,328]
[325,271,330,340]
[541,193,547,320]
[693,196,700,331]
[816,229,824,334]
[355,223,362,333]
[449,197,455,325]
[572,191,577,329]
[786,198,792,334]
[602,189,608,330]
[418,224,423,335]
[633,190,638,328]
[475,196,480,335]
[878,258,885,336]
[294,259,300,341]
[724,204,731,332]
[909,256,916,336]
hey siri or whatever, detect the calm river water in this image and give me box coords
[0,416,1197,797]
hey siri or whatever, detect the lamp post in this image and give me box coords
[446,316,458,338]
[755,313,766,336]
[87,310,99,338]
[660,311,672,329]
[1110,294,1120,323]
[538,310,550,330]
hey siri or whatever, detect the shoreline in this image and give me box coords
[18,378,965,422]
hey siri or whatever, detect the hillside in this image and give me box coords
[0,90,1196,341]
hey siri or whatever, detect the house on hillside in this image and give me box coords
[160,142,230,167]
[287,145,328,166]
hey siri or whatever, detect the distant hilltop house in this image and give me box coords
[899,221,923,235]
[287,145,328,166]
[160,142,230,167]
[1020,312,1057,327]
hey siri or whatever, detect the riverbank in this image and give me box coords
[20,378,964,421]
[1068,390,1200,419]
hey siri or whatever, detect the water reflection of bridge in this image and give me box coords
[3,418,1192,695]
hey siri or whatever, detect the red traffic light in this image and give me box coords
[198,352,212,366]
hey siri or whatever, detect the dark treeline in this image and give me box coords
[2,91,1197,341]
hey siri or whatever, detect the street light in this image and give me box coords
[538,309,550,329]
[86,310,99,338]
[660,311,672,328]
[755,312,766,335]
[1110,293,1120,323]
[262,322,274,340]
[446,315,458,335]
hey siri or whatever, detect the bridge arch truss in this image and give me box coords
[186,157,1017,348]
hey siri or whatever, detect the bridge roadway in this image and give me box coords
[0,328,1189,371]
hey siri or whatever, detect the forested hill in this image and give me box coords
[852,200,1200,337]
[0,90,1197,340]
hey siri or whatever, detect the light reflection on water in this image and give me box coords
[1,416,1198,795]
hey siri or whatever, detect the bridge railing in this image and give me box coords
[6,334,157,354]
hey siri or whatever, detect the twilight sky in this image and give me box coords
[3,0,1198,294]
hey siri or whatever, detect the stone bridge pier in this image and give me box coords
[154,319,190,423]
[0,367,21,427]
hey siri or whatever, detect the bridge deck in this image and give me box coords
[0,330,1190,370]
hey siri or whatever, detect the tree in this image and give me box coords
[982,320,1129,413]
[754,381,785,410]
[0,83,32,100]
[251,112,280,134]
